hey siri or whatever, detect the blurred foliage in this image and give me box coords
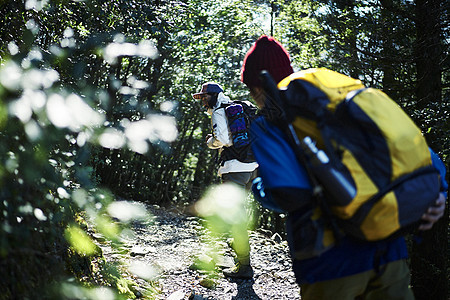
[0,0,169,298]
[193,183,254,277]
[0,0,448,299]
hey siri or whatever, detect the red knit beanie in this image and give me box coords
[241,35,293,88]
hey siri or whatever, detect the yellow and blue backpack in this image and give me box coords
[255,68,441,244]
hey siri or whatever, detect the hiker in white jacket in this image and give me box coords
[193,82,258,279]
[193,82,258,187]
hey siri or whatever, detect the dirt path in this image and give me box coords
[101,205,300,299]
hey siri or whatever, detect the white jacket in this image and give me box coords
[206,92,258,176]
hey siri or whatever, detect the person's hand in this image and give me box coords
[419,193,446,231]
[205,134,212,143]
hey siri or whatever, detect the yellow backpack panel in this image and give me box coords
[279,68,440,241]
[279,68,365,111]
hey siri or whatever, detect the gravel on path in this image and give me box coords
[101,205,300,299]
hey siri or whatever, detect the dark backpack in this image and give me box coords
[219,100,258,163]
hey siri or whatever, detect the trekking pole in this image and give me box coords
[259,70,345,240]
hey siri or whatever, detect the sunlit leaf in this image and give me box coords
[0,61,22,90]
[19,203,34,214]
[124,119,152,153]
[25,0,49,11]
[98,128,126,149]
[9,97,32,123]
[46,94,71,128]
[95,215,120,241]
[195,183,253,264]
[25,19,39,34]
[72,188,89,208]
[103,40,158,64]
[63,27,74,38]
[160,101,176,113]
[61,283,116,300]
[147,114,178,142]
[24,120,42,141]
[7,42,19,55]
[0,101,7,130]
[5,153,18,173]
[65,225,98,256]
[87,287,116,300]
[128,261,158,280]
[127,76,149,89]
[57,187,70,199]
[46,93,104,131]
[66,94,105,128]
[195,183,247,225]
[33,208,47,221]
[106,200,151,223]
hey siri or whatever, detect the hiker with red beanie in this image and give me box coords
[241,35,447,299]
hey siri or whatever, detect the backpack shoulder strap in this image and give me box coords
[216,103,229,111]
[233,99,255,107]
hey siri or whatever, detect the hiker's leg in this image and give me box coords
[364,260,415,300]
[221,171,253,265]
[220,172,253,279]
[244,169,258,191]
[221,172,253,190]
[232,226,250,265]
[300,270,371,300]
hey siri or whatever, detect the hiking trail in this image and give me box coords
[100,204,300,299]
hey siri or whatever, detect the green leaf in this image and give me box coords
[65,224,98,256]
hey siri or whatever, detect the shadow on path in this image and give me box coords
[230,278,263,300]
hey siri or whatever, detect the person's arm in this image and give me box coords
[419,149,448,231]
[206,108,231,149]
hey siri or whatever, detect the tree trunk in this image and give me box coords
[410,1,447,300]
[414,0,442,110]
[380,0,396,98]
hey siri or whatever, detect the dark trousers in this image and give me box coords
[300,260,414,300]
